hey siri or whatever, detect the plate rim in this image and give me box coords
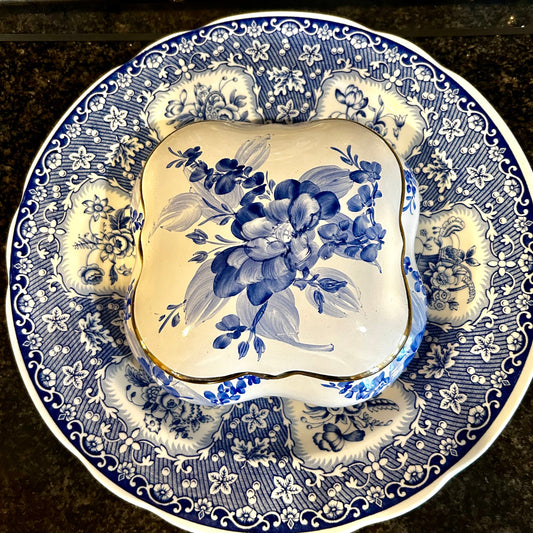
[6,10,533,532]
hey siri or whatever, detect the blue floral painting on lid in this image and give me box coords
[157,141,386,360]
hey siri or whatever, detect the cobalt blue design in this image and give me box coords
[6,13,533,533]
[159,144,387,359]
[203,375,262,405]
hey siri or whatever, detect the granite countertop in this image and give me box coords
[1,3,532,532]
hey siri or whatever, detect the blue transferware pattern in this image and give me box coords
[7,13,533,532]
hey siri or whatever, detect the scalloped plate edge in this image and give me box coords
[6,11,533,532]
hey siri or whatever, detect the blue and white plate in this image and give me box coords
[7,12,533,532]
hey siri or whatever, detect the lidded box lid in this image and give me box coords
[129,119,412,383]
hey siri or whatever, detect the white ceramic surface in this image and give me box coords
[125,119,426,405]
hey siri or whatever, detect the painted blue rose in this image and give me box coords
[211,179,340,305]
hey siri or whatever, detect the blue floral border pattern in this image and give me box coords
[8,14,533,533]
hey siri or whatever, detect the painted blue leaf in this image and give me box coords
[109,263,118,285]
[361,243,379,262]
[213,334,231,349]
[346,145,355,162]
[201,197,224,214]
[305,267,361,318]
[184,259,228,326]
[313,290,325,313]
[214,174,236,195]
[330,146,355,166]
[215,234,235,244]
[298,165,353,199]
[237,290,332,352]
[238,341,249,359]
[253,337,265,359]
[109,207,130,231]
[440,217,465,238]
[125,364,151,388]
[171,312,181,327]
[155,192,203,232]
[216,314,241,331]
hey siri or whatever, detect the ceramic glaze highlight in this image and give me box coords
[124,120,426,405]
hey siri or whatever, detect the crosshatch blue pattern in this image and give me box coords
[8,14,533,532]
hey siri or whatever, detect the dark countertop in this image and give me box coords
[1,3,532,532]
